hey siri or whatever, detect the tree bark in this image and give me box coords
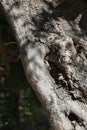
[1,0,87,130]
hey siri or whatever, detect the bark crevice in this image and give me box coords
[1,0,87,130]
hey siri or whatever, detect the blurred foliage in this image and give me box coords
[0,8,50,130]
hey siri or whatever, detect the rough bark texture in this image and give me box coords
[1,0,87,130]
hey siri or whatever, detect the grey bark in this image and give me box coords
[1,0,87,130]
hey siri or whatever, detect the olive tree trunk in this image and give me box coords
[1,0,87,130]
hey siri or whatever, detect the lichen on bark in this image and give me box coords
[1,0,87,130]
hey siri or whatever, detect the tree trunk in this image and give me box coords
[1,0,87,129]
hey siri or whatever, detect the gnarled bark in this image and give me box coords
[1,0,87,130]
